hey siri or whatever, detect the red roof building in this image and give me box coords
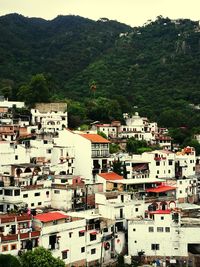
[146,185,176,193]
[98,172,123,181]
[79,134,110,143]
[34,212,68,223]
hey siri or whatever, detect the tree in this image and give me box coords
[126,137,148,154]
[97,131,107,139]
[109,143,120,154]
[17,74,50,106]
[20,247,65,267]
[0,254,21,267]
[112,158,123,175]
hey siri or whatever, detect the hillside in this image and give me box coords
[1,14,200,129]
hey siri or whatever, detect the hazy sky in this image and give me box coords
[1,0,200,27]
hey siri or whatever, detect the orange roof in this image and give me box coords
[79,134,110,143]
[146,185,176,193]
[34,212,68,222]
[98,172,123,180]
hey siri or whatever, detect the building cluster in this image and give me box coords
[0,98,200,266]
[91,112,172,150]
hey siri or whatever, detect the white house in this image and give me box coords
[31,102,68,133]
[33,211,87,266]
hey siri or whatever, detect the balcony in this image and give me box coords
[154,157,166,161]
[17,214,32,222]
[1,234,18,242]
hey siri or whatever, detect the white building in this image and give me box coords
[128,208,200,261]
[0,213,40,256]
[33,211,87,266]
[0,98,25,109]
[55,130,110,183]
[31,102,68,133]
[0,141,31,175]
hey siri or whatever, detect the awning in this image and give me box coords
[132,163,148,171]
[62,249,69,252]
[146,185,176,193]
[90,231,97,235]
[79,230,86,233]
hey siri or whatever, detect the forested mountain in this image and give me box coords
[1,14,200,130]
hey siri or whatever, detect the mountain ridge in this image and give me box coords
[1,14,200,129]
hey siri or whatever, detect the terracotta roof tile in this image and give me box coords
[34,212,68,222]
[146,185,176,193]
[98,172,123,180]
[79,134,110,143]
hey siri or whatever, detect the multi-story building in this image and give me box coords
[33,211,86,266]
[31,102,68,133]
[0,213,40,256]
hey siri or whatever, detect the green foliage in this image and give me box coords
[112,158,123,175]
[126,137,148,154]
[17,74,50,106]
[1,14,200,131]
[97,131,107,139]
[109,143,120,154]
[0,254,21,267]
[20,247,65,267]
[66,99,87,129]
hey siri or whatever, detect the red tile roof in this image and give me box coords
[34,212,68,223]
[79,134,110,143]
[149,210,171,214]
[98,172,123,181]
[146,185,176,193]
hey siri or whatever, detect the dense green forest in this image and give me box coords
[1,14,200,132]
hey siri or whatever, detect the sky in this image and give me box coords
[1,0,200,27]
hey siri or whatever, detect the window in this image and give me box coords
[2,245,8,252]
[165,227,170,232]
[0,190,2,195]
[179,190,182,194]
[23,194,28,198]
[179,181,182,185]
[31,203,34,207]
[15,155,18,160]
[148,227,154,232]
[151,244,159,250]
[4,189,12,196]
[156,161,160,166]
[91,248,96,255]
[47,149,51,154]
[11,244,17,250]
[168,160,173,165]
[34,192,40,197]
[69,232,72,238]
[81,247,85,253]
[135,208,138,212]
[62,251,68,259]
[61,179,68,183]
[38,202,42,206]
[157,227,163,232]
[157,170,159,174]
[161,216,164,220]
[54,190,60,194]
[79,231,85,237]
[14,190,20,196]
[90,233,97,241]
[168,170,171,173]
[133,228,136,232]
[53,220,57,225]
[43,140,48,144]
[103,228,108,233]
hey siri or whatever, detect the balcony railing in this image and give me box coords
[1,230,40,243]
